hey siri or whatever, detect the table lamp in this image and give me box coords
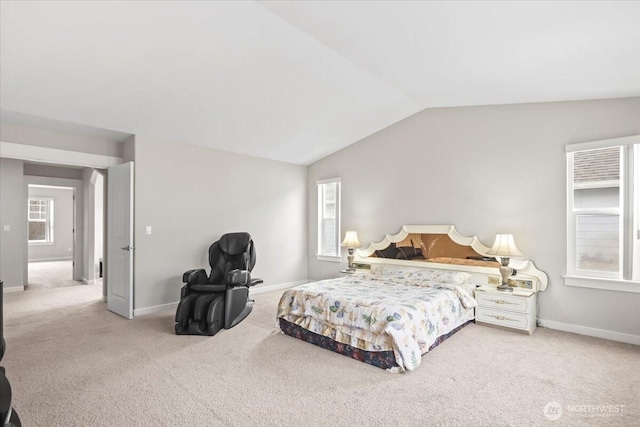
[340,231,361,272]
[487,233,522,292]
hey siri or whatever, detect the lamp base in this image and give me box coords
[496,282,514,292]
[497,259,513,292]
[347,250,355,272]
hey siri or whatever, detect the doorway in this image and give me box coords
[2,139,132,318]
[27,184,77,290]
[25,170,106,293]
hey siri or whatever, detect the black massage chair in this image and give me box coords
[175,232,262,336]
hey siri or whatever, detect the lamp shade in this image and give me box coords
[487,233,522,257]
[340,231,361,248]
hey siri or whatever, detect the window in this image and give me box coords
[566,135,640,291]
[317,178,341,261]
[28,198,54,243]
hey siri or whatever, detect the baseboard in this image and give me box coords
[28,257,73,262]
[133,301,179,317]
[82,278,102,285]
[2,285,24,293]
[133,279,308,317]
[539,319,640,346]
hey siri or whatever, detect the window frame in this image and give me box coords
[316,178,341,262]
[28,197,54,244]
[565,135,640,293]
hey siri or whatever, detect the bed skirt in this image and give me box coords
[278,318,472,371]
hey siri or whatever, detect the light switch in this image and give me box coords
[145,226,152,235]
[3,225,9,232]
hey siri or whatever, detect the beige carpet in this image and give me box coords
[27,260,82,290]
[2,284,638,426]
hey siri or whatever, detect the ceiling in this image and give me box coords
[1,1,639,165]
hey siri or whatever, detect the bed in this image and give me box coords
[276,225,548,372]
[277,265,477,372]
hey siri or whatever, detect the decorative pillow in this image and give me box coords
[395,246,424,260]
[374,243,398,258]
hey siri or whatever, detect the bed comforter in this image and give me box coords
[277,272,477,372]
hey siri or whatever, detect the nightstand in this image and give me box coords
[474,286,537,334]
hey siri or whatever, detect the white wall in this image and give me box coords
[27,185,74,262]
[130,135,308,311]
[308,97,640,339]
[0,158,26,289]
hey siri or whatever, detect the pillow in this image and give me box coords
[370,264,421,278]
[374,243,398,258]
[406,269,432,282]
[429,270,471,285]
[395,246,424,260]
[406,269,471,285]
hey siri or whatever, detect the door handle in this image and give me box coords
[121,245,135,251]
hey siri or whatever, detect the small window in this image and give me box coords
[566,136,640,288]
[28,198,54,243]
[317,178,341,261]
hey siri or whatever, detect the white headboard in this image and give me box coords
[355,225,548,292]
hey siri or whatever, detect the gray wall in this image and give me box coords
[24,163,83,180]
[27,185,74,262]
[1,122,123,157]
[131,135,308,310]
[94,172,104,279]
[81,168,105,282]
[308,97,640,338]
[1,125,308,310]
[1,121,114,287]
[0,158,26,289]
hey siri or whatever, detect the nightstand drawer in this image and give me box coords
[476,292,531,313]
[476,307,533,331]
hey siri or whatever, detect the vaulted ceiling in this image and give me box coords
[1,1,639,165]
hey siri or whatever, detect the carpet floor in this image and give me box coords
[2,284,638,426]
[27,260,83,290]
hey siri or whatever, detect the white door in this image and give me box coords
[107,162,134,319]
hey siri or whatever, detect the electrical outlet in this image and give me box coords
[145,226,152,235]
[509,278,534,289]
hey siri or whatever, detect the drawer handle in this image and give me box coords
[488,298,517,305]
[487,314,518,323]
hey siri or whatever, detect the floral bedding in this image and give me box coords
[276,268,477,372]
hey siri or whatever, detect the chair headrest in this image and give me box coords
[219,232,252,256]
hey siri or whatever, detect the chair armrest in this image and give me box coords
[226,269,250,286]
[183,269,207,285]
[227,269,261,287]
